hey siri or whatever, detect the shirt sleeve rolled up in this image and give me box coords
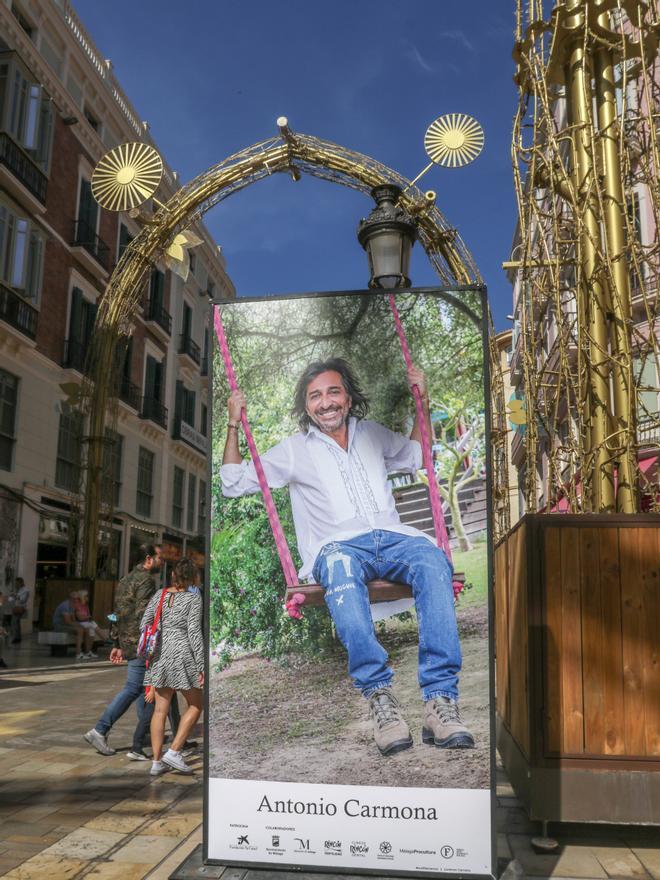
[220,438,293,497]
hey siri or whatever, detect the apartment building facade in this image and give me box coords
[0,0,234,630]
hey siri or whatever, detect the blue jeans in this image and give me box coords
[312,530,461,701]
[96,657,153,751]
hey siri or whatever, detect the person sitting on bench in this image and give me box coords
[221,357,474,757]
[53,591,95,660]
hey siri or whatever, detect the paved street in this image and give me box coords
[1,657,659,879]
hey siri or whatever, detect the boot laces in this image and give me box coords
[369,690,401,729]
[430,697,462,724]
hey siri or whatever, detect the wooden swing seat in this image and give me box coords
[286,572,466,608]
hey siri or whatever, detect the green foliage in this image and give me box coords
[209,488,334,665]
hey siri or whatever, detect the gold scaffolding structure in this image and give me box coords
[78,127,507,577]
[511,0,660,514]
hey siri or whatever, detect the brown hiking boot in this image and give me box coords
[422,696,475,749]
[368,689,413,756]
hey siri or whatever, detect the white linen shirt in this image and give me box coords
[220,417,434,580]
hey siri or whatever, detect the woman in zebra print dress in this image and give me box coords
[142,557,204,775]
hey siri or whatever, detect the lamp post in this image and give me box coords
[357,184,417,288]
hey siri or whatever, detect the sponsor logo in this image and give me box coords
[350,841,369,856]
[441,845,455,859]
[294,838,312,852]
[271,835,280,848]
[229,832,257,853]
[380,841,392,855]
[324,840,342,855]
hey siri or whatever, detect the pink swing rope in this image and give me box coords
[214,306,299,588]
[387,294,452,564]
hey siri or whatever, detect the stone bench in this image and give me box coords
[38,629,109,657]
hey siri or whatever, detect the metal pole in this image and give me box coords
[594,44,638,513]
[565,29,616,511]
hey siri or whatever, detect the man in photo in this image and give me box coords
[221,358,474,757]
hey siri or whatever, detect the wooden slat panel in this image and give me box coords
[620,527,647,755]
[543,527,562,754]
[560,527,585,754]
[495,541,510,726]
[639,527,660,756]
[508,523,529,757]
[581,527,606,755]
[599,528,625,755]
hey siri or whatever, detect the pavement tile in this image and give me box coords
[40,827,125,859]
[10,805,62,822]
[0,854,87,879]
[108,798,175,816]
[508,834,608,878]
[109,833,182,864]
[85,812,147,834]
[0,856,27,873]
[498,833,512,860]
[590,846,651,879]
[630,848,660,880]
[85,863,152,879]
[141,815,201,837]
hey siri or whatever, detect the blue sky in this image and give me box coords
[75,0,517,328]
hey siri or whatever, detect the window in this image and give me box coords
[200,403,208,436]
[65,288,97,370]
[136,447,154,517]
[188,251,196,276]
[198,479,207,535]
[0,369,18,470]
[77,178,98,238]
[0,202,45,303]
[55,409,82,491]
[11,4,36,40]
[102,429,122,507]
[83,105,100,132]
[0,60,53,169]
[172,466,184,528]
[118,223,133,260]
[187,474,196,531]
[148,269,165,312]
[144,355,164,403]
[182,387,195,427]
[182,301,192,340]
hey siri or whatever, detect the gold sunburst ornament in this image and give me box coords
[92,142,163,212]
[425,114,484,168]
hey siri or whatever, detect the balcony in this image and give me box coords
[71,219,111,274]
[118,377,141,411]
[0,282,38,340]
[62,338,89,372]
[141,395,168,430]
[638,412,660,447]
[0,132,47,205]
[173,416,208,455]
[178,334,201,367]
[144,299,172,337]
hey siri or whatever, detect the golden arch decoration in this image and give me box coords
[81,124,495,576]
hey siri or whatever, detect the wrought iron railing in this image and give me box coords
[638,411,660,446]
[62,338,89,372]
[141,395,168,429]
[119,377,141,410]
[0,132,47,203]
[179,334,201,365]
[0,282,38,339]
[145,299,172,335]
[72,218,111,271]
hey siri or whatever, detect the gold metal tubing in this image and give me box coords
[566,40,615,512]
[593,45,637,513]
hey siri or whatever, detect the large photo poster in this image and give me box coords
[206,289,494,877]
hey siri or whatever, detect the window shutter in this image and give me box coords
[69,288,83,342]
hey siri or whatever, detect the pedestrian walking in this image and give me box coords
[83,544,162,759]
[143,557,204,776]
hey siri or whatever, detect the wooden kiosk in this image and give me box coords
[495,514,660,824]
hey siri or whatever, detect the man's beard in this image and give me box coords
[311,407,348,434]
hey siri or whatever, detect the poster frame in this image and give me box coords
[203,284,496,879]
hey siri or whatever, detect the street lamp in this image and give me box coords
[357,184,417,288]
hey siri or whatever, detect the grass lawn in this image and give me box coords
[453,541,489,608]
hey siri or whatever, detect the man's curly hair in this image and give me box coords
[292,358,369,432]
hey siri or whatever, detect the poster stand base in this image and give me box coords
[168,845,224,879]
